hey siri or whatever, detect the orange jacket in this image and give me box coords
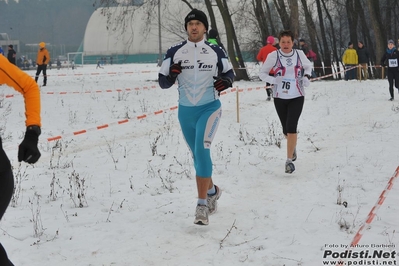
[257,44,277,74]
[36,48,50,65]
[0,55,41,127]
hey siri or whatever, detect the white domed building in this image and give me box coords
[79,4,194,64]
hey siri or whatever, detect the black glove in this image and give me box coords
[169,61,182,79]
[18,126,41,164]
[213,76,233,92]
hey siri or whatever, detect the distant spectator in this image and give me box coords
[298,39,309,56]
[96,60,103,69]
[22,56,29,70]
[256,35,278,101]
[342,42,358,80]
[273,37,280,49]
[299,39,317,77]
[0,46,4,56]
[293,39,299,49]
[207,28,226,52]
[357,41,370,80]
[35,42,51,86]
[56,58,61,70]
[17,57,23,68]
[7,45,16,65]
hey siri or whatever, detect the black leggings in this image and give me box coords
[35,64,47,85]
[0,143,15,266]
[266,83,272,97]
[387,68,399,98]
[266,73,273,97]
[274,97,304,135]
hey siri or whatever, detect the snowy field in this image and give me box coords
[0,62,398,266]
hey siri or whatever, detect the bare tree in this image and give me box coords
[314,0,332,78]
[345,0,359,45]
[273,0,290,31]
[320,0,342,76]
[213,0,250,81]
[366,0,385,67]
[253,0,270,43]
[300,0,326,77]
[264,0,278,36]
[355,0,375,70]
[289,0,299,38]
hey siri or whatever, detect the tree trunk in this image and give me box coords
[289,0,299,38]
[264,0,277,36]
[321,0,342,78]
[355,0,375,67]
[214,0,250,81]
[273,0,290,30]
[204,0,217,30]
[314,0,332,78]
[345,0,358,45]
[253,0,269,44]
[366,0,385,71]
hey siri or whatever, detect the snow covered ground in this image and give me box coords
[0,63,398,266]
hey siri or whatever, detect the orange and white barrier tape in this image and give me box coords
[336,166,399,265]
[219,86,265,95]
[46,105,178,142]
[1,85,158,98]
[350,166,399,247]
[29,69,158,78]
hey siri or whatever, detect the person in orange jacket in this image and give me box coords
[0,54,41,266]
[257,36,278,100]
[35,42,50,86]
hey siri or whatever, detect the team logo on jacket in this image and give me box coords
[286,58,293,66]
[201,48,209,54]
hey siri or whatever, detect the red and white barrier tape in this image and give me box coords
[46,105,178,142]
[337,166,398,265]
[1,85,158,98]
[29,69,158,78]
[350,166,399,246]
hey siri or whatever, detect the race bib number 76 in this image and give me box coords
[278,78,296,92]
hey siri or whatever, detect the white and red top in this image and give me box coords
[259,49,312,99]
